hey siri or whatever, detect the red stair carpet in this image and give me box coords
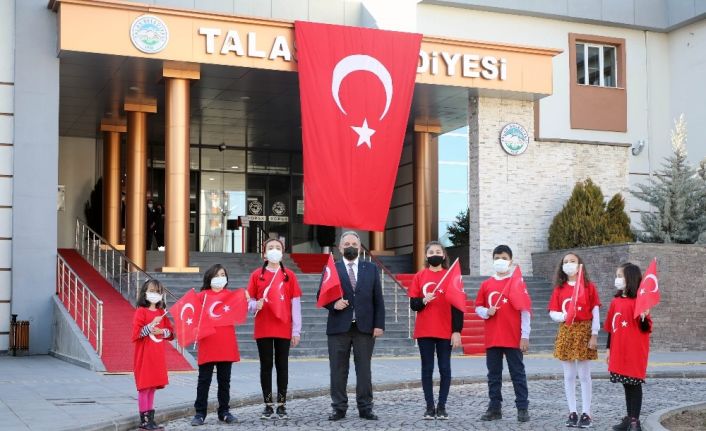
[58,249,193,373]
[395,274,485,355]
[290,253,330,273]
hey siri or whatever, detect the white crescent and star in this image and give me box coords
[323,267,331,284]
[644,274,659,293]
[331,54,393,149]
[422,282,436,296]
[209,301,223,318]
[181,303,195,326]
[611,312,622,333]
[561,298,572,314]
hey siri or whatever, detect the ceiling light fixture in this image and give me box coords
[240,96,250,100]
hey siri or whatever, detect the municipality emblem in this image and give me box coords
[499,123,529,156]
[130,15,169,54]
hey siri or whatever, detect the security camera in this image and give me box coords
[631,139,646,156]
[218,143,227,152]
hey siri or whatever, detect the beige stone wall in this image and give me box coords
[469,96,630,276]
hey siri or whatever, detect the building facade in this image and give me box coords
[1,0,705,353]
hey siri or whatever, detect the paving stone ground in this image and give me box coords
[163,378,706,430]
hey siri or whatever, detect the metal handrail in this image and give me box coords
[56,254,104,356]
[359,245,413,339]
[74,219,185,353]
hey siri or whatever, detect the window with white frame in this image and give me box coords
[576,43,617,87]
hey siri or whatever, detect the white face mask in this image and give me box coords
[493,259,510,274]
[562,262,578,276]
[146,292,162,304]
[211,276,227,289]
[614,277,626,290]
[266,249,283,263]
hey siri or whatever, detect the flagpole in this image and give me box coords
[192,290,208,350]
[568,264,583,326]
[431,258,459,295]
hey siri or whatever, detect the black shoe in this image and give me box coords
[328,410,346,421]
[276,404,288,420]
[190,415,205,426]
[423,406,436,420]
[218,412,237,424]
[612,416,631,431]
[518,408,530,423]
[261,405,274,420]
[628,418,641,431]
[436,406,449,420]
[359,410,378,420]
[139,411,151,430]
[566,412,579,427]
[147,410,163,430]
[578,413,592,428]
[481,409,502,421]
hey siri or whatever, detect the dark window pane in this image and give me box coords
[576,43,586,85]
[603,46,617,87]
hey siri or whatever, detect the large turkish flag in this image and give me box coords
[295,21,422,231]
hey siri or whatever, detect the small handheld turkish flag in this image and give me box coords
[262,269,288,322]
[506,266,532,312]
[201,289,248,329]
[433,259,467,312]
[634,258,659,318]
[169,289,215,348]
[565,264,587,326]
[295,21,422,230]
[317,254,343,308]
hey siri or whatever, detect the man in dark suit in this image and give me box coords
[318,231,385,421]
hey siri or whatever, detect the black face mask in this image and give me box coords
[427,255,444,267]
[343,246,359,260]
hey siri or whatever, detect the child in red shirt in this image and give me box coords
[191,264,240,426]
[547,252,601,428]
[408,241,463,420]
[247,238,302,420]
[132,279,173,430]
[474,245,530,423]
[605,263,652,431]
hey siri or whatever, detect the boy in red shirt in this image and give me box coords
[474,245,530,423]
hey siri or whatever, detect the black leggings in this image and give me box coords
[256,337,291,403]
[623,384,643,419]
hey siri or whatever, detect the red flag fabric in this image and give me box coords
[262,269,288,322]
[433,259,467,312]
[201,289,248,329]
[317,254,343,308]
[565,264,588,326]
[634,258,660,318]
[168,289,214,347]
[506,266,532,312]
[604,297,652,379]
[295,21,422,230]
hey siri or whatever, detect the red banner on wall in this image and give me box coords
[295,21,422,231]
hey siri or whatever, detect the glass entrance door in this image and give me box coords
[246,174,291,253]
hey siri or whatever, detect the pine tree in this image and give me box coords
[631,115,706,243]
[447,208,469,246]
[548,178,608,250]
[604,193,634,243]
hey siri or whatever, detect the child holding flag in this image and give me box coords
[247,238,302,420]
[547,252,601,428]
[132,279,173,430]
[605,263,653,431]
[191,264,240,426]
[474,245,532,423]
[408,241,463,420]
